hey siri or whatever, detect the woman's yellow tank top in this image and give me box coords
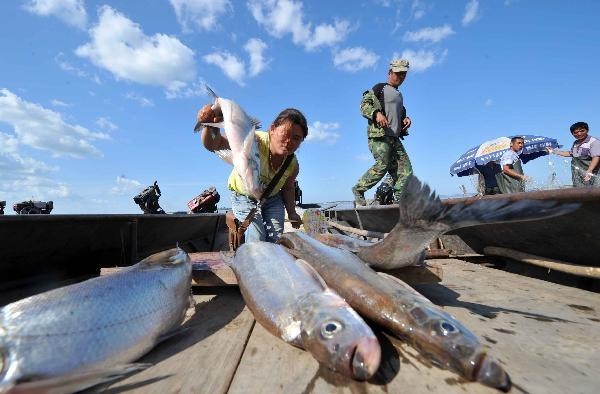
[227,131,298,198]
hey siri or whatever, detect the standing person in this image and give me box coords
[546,121,600,187]
[476,162,502,195]
[497,136,531,193]
[197,106,307,243]
[352,59,413,206]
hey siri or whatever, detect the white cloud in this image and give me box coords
[306,121,341,144]
[169,0,232,32]
[111,175,143,195]
[76,6,197,96]
[96,117,118,131]
[244,38,269,77]
[411,0,428,20]
[23,0,87,30]
[125,92,155,107]
[0,89,109,159]
[356,153,372,162]
[333,47,379,72]
[462,0,479,26]
[51,99,70,107]
[248,0,351,51]
[203,51,246,85]
[485,98,493,107]
[403,24,455,44]
[394,49,447,72]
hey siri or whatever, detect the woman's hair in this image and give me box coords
[272,108,308,138]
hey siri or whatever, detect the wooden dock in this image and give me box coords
[99,258,599,394]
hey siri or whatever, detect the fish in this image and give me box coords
[279,231,512,391]
[0,247,192,393]
[231,241,381,380]
[353,175,580,269]
[194,85,263,201]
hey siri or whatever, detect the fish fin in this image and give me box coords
[204,84,218,99]
[377,272,433,304]
[157,326,190,344]
[214,149,233,164]
[193,121,225,133]
[220,251,235,266]
[249,117,262,129]
[139,248,188,268]
[7,363,150,394]
[295,258,329,291]
[440,197,580,231]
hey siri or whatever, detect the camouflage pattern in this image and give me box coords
[360,90,386,138]
[354,136,413,200]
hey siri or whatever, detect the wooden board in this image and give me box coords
[98,288,254,394]
[92,259,599,394]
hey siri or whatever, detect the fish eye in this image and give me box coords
[438,321,458,336]
[321,321,343,339]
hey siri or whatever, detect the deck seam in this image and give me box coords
[225,319,256,393]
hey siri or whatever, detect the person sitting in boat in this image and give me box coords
[476,161,502,195]
[497,136,532,193]
[546,121,600,187]
[197,106,307,243]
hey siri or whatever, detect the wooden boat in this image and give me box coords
[324,187,600,267]
[0,213,227,304]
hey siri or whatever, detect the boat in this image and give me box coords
[323,187,600,267]
[0,213,227,305]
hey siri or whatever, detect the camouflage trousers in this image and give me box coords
[354,136,413,199]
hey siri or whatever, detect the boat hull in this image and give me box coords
[325,188,600,267]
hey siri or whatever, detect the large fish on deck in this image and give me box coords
[353,176,580,269]
[280,231,511,391]
[194,86,262,201]
[231,242,381,380]
[0,248,192,394]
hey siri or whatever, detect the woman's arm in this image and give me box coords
[197,104,229,151]
[281,163,302,228]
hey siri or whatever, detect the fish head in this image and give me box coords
[297,291,381,380]
[406,306,511,391]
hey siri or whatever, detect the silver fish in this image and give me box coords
[0,248,191,393]
[231,242,381,380]
[280,232,511,391]
[195,86,262,201]
[356,175,579,269]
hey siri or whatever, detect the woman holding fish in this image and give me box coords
[197,100,307,243]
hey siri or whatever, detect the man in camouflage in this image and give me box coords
[352,59,413,205]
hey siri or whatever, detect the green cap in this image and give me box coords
[390,59,409,72]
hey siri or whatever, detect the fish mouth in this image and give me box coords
[473,353,512,392]
[193,121,203,132]
[350,337,381,381]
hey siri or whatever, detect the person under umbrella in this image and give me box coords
[497,136,532,193]
[546,121,600,187]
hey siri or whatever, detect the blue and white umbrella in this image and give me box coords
[450,134,560,177]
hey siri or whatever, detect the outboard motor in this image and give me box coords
[187,186,220,213]
[13,200,54,214]
[374,175,394,205]
[133,181,166,214]
[0,201,5,215]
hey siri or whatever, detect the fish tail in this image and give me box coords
[204,84,218,99]
[398,175,446,228]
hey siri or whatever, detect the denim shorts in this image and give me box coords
[230,191,285,243]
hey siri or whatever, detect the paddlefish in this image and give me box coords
[280,232,512,391]
[0,248,192,393]
[355,175,580,269]
[194,86,262,201]
[231,242,381,380]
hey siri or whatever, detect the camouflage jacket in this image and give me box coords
[360,86,408,139]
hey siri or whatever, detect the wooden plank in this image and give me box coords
[98,288,254,394]
[483,246,600,278]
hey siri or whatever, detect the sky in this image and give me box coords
[1,0,599,214]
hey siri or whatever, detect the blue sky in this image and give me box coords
[1,0,599,214]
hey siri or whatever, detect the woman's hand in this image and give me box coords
[287,211,303,229]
